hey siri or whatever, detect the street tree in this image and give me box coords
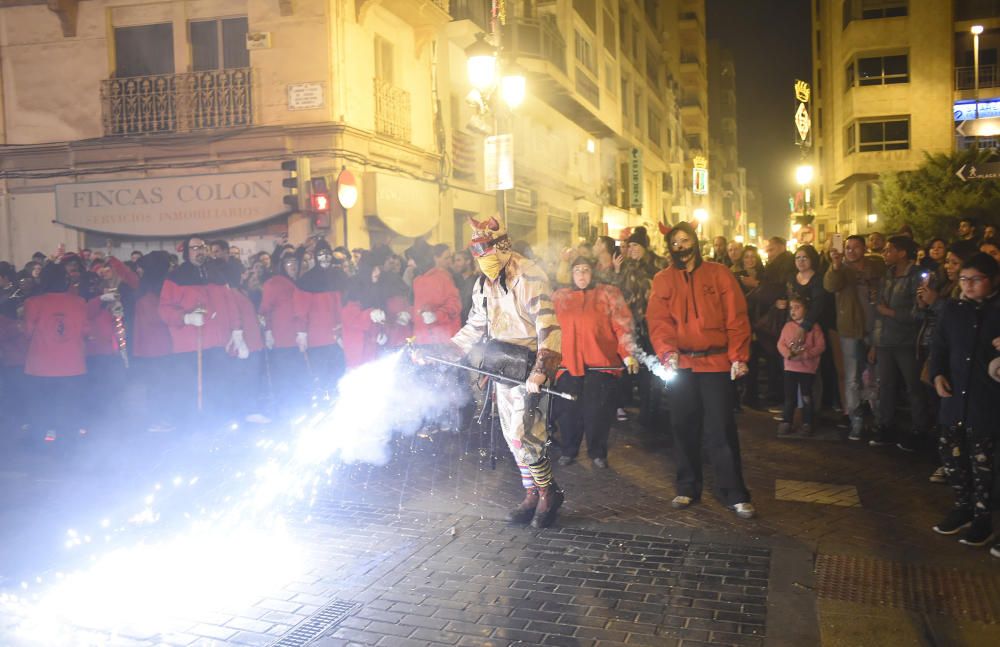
[875,149,1000,242]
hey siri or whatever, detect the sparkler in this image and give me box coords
[0,351,463,644]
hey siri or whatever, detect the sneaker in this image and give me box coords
[848,428,863,441]
[767,406,783,414]
[958,517,994,547]
[868,428,893,447]
[592,457,608,469]
[773,414,786,422]
[896,435,918,453]
[616,408,628,422]
[729,502,756,519]
[990,543,1000,559]
[557,455,575,466]
[671,495,695,509]
[929,467,947,484]
[933,509,973,535]
[776,422,795,438]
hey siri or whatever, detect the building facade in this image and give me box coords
[707,40,747,243]
[0,0,705,265]
[811,0,1000,237]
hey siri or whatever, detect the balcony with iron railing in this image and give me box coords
[374,78,412,143]
[956,64,999,90]
[100,68,253,136]
[502,15,567,74]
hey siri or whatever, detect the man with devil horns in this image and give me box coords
[421,216,564,528]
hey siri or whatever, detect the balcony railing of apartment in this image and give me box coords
[680,51,700,66]
[680,95,703,110]
[101,68,253,136]
[449,0,489,29]
[956,64,999,90]
[503,15,566,74]
[374,77,412,142]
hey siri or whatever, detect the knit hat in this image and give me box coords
[627,226,650,249]
[570,255,594,270]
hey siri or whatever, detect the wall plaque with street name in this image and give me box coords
[287,83,324,110]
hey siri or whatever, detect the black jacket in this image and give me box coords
[929,293,1000,429]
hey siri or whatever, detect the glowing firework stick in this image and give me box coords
[421,354,577,401]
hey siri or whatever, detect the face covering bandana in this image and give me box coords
[670,248,694,267]
[477,253,502,281]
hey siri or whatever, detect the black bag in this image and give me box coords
[465,339,537,383]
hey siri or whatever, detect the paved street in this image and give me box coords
[0,402,999,646]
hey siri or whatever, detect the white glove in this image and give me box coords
[183,311,205,327]
[624,356,640,375]
[396,311,412,326]
[375,332,388,346]
[228,330,250,359]
[731,361,748,381]
[264,330,275,350]
[296,331,308,353]
[370,309,386,324]
[99,292,117,303]
[421,311,437,325]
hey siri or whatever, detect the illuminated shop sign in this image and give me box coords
[954,99,1000,121]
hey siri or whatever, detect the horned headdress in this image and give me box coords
[468,215,511,257]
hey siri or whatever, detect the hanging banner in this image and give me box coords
[692,155,708,196]
[485,134,514,191]
[794,79,812,147]
[629,147,643,208]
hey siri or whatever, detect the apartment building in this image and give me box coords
[707,40,747,242]
[811,0,1000,237]
[0,0,699,263]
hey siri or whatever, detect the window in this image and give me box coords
[845,117,909,152]
[190,17,249,72]
[114,23,174,77]
[646,46,660,89]
[817,68,823,98]
[855,54,908,86]
[573,0,597,31]
[602,7,616,54]
[621,77,629,122]
[575,30,597,74]
[845,123,856,155]
[861,0,907,19]
[816,29,821,53]
[648,108,661,148]
[604,57,617,94]
[634,90,641,127]
[619,3,628,59]
[374,35,394,83]
[845,61,855,91]
[632,19,639,60]
[643,0,659,30]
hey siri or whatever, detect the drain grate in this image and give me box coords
[267,598,359,647]
[816,554,1000,623]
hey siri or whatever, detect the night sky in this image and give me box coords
[706,0,812,238]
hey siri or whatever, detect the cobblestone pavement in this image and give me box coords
[1,402,999,646]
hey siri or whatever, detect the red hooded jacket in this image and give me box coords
[23,292,89,377]
[552,284,636,377]
[412,267,461,344]
[132,292,172,358]
[259,275,301,349]
[159,264,234,353]
[231,288,264,353]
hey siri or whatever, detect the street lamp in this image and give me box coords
[693,208,708,224]
[867,213,878,227]
[466,33,497,93]
[795,163,814,186]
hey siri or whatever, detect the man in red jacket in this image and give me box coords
[646,221,755,519]
[412,244,461,344]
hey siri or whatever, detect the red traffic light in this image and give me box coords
[311,193,330,212]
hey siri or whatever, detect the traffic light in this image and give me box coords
[281,157,311,212]
[310,176,331,230]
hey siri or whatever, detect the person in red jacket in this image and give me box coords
[260,250,308,417]
[23,263,89,441]
[132,251,175,432]
[646,221,754,519]
[159,236,235,425]
[220,259,269,424]
[294,241,348,395]
[340,258,387,368]
[552,256,639,468]
[412,244,461,344]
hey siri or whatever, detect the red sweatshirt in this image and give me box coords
[293,289,342,348]
[384,294,412,348]
[259,275,301,349]
[340,301,379,368]
[131,292,172,358]
[647,260,750,373]
[23,292,89,377]
[552,284,636,377]
[85,298,118,356]
[412,267,461,344]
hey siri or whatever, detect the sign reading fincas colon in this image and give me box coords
[55,171,287,236]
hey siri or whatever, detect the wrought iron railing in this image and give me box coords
[374,78,412,142]
[956,64,999,90]
[503,16,566,74]
[101,68,253,136]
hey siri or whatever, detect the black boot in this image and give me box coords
[506,487,538,524]
[530,483,564,529]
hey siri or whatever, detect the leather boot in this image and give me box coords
[506,487,538,524]
[530,483,565,529]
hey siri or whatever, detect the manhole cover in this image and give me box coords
[816,554,1000,623]
[268,598,359,647]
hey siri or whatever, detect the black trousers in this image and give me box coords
[782,371,816,425]
[554,371,617,460]
[268,347,308,417]
[666,370,750,506]
[172,348,228,426]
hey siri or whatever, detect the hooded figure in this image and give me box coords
[260,249,308,417]
[646,221,755,519]
[132,251,173,360]
[550,255,638,469]
[293,241,346,391]
[446,215,565,528]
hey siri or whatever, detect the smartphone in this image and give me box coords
[831,233,844,254]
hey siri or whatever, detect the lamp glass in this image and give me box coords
[867,213,878,224]
[694,208,709,223]
[500,72,526,109]
[795,164,814,186]
[467,54,497,92]
[972,25,984,35]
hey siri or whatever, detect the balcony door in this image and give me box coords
[114,23,174,78]
[190,17,250,71]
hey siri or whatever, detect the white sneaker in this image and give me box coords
[616,408,628,421]
[671,495,694,509]
[991,544,1000,559]
[245,413,272,424]
[729,502,756,519]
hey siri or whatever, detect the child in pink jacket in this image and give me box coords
[777,295,826,436]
